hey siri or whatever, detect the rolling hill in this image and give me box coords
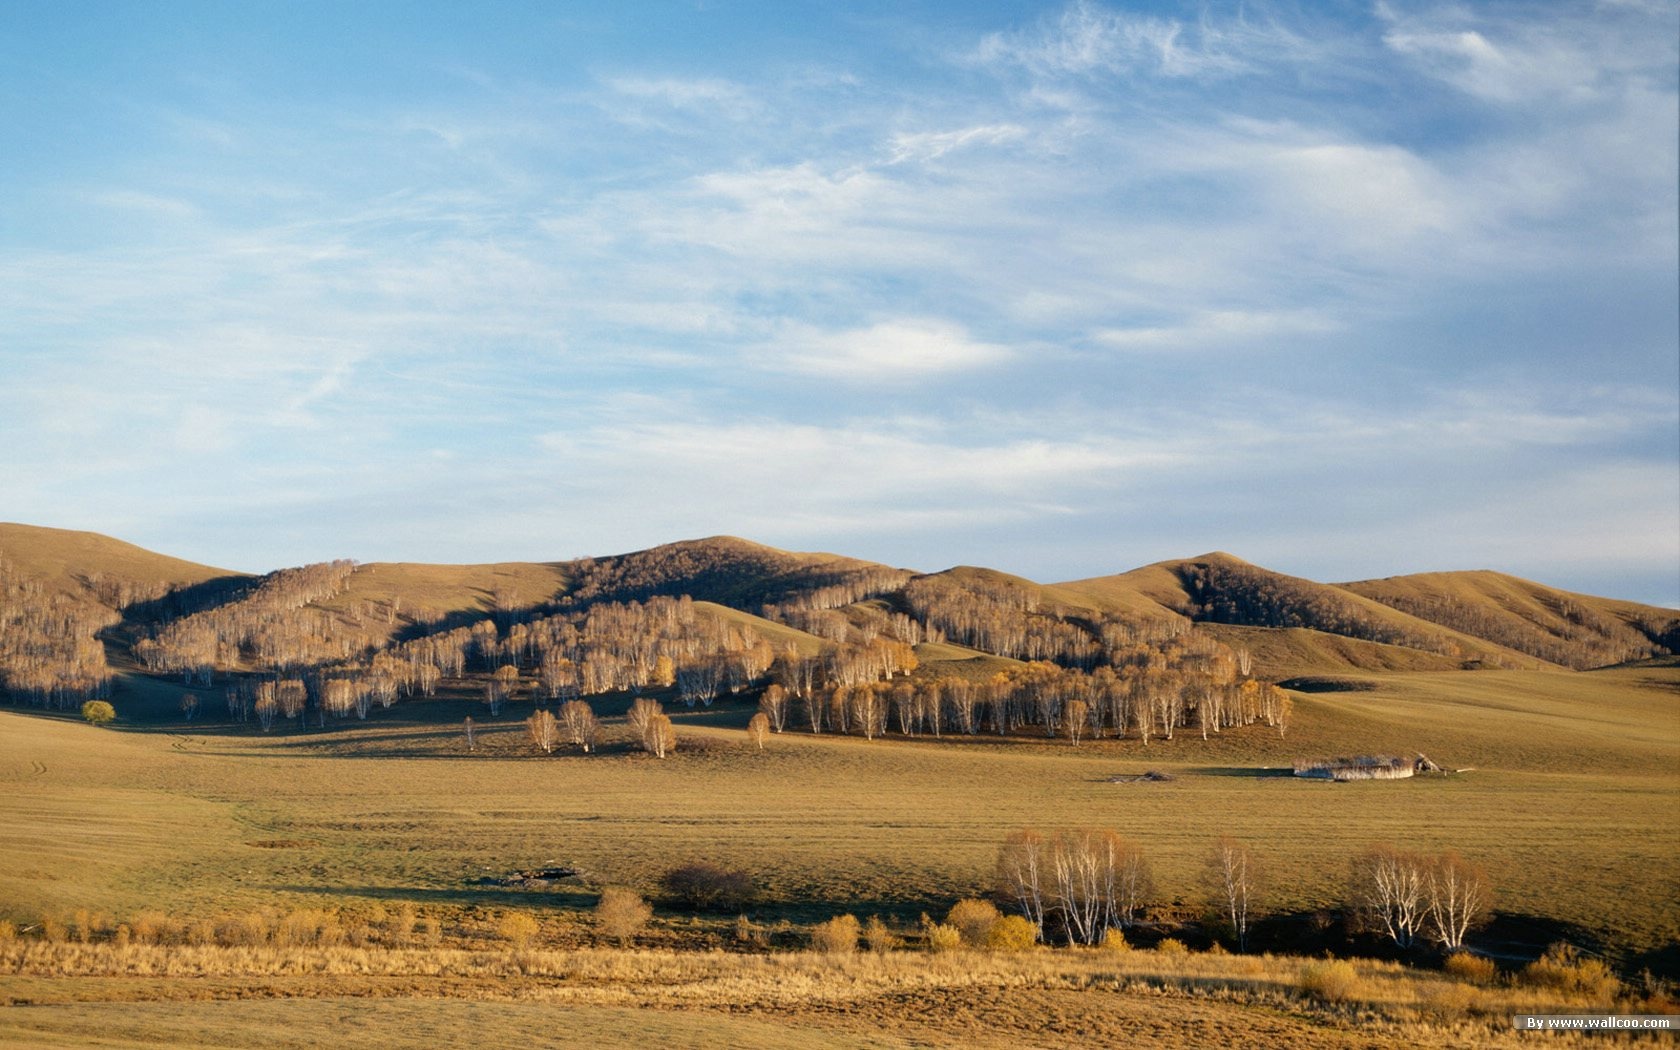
[0,522,242,605]
[1341,569,1679,669]
[1,523,1675,722]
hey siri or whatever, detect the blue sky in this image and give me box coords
[2,0,1676,605]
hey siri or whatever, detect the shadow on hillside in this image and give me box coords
[1187,766,1294,778]
[118,574,253,623]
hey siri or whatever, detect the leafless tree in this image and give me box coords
[627,697,661,748]
[758,684,788,733]
[747,711,770,750]
[1425,851,1490,951]
[1208,837,1260,951]
[850,684,887,740]
[526,708,560,753]
[646,713,676,759]
[1063,698,1089,746]
[1354,845,1427,949]
[997,829,1049,940]
[559,699,599,753]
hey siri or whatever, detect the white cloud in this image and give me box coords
[766,319,1012,379]
[1378,1,1677,105]
[972,0,1322,80]
[1096,308,1339,351]
[603,76,759,120]
[887,123,1026,164]
[88,189,200,219]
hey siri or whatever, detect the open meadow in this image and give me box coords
[1,661,1676,1046]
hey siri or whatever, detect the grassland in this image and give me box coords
[4,663,1676,951]
[1,659,1675,1045]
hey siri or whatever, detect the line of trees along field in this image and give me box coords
[996,828,1490,956]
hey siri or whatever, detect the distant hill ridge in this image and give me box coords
[1,523,1674,676]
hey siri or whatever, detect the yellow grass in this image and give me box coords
[0,942,1655,1049]
[0,522,239,596]
[2,661,1675,961]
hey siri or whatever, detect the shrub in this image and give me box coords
[1096,928,1128,953]
[945,898,1000,948]
[0,920,13,944]
[659,862,754,912]
[1154,936,1189,956]
[1443,951,1497,985]
[1419,980,1476,1021]
[387,903,418,947]
[81,700,115,726]
[130,911,170,945]
[497,911,540,949]
[1299,959,1362,1003]
[218,912,269,947]
[863,916,900,954]
[1522,943,1620,1003]
[594,887,652,943]
[811,914,860,954]
[923,922,962,954]
[733,915,765,946]
[989,915,1040,952]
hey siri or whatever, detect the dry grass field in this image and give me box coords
[3,665,1676,948]
[0,659,1676,1045]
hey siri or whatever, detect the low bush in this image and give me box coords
[988,915,1039,952]
[81,700,115,726]
[1521,943,1620,1003]
[1418,980,1477,1021]
[811,914,860,954]
[497,911,539,949]
[1154,937,1188,956]
[1443,951,1497,985]
[733,915,765,946]
[945,899,999,948]
[923,921,962,954]
[1299,959,1362,1003]
[863,916,899,954]
[659,862,754,912]
[594,887,652,943]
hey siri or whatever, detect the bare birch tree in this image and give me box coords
[1208,837,1260,952]
[646,713,676,759]
[747,711,770,750]
[559,699,599,753]
[1354,845,1427,948]
[1425,851,1490,951]
[997,829,1048,940]
[526,708,560,753]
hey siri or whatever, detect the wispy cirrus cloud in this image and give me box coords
[601,75,760,123]
[887,123,1026,164]
[970,0,1324,80]
[1377,0,1676,105]
[1,1,1672,603]
[764,318,1012,379]
[1095,308,1339,352]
